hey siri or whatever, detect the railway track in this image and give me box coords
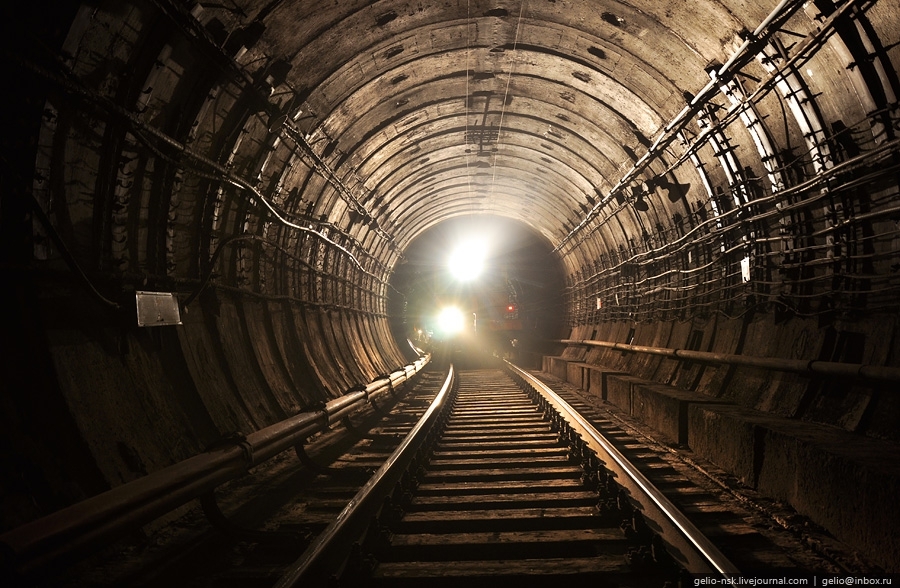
[359,368,689,587]
[44,368,447,588]
[274,363,745,587]
[44,361,850,587]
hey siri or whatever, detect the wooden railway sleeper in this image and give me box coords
[552,413,570,440]
[621,508,653,543]
[364,509,395,561]
[580,463,598,489]
[555,417,676,571]
[594,469,626,523]
[381,492,406,528]
[507,363,742,575]
[397,470,417,499]
[336,387,459,588]
[547,392,685,579]
[571,436,593,463]
[507,369,694,579]
[338,541,378,587]
[579,454,604,490]
[309,368,726,586]
[625,533,682,575]
[596,494,624,524]
[355,370,684,585]
[385,397,451,516]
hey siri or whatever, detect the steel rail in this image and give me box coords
[0,354,430,578]
[274,364,457,587]
[557,339,900,384]
[505,360,740,576]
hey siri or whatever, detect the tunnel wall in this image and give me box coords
[549,1,900,569]
[572,314,899,438]
[1,0,409,533]
[2,0,899,573]
[0,283,406,531]
[553,314,900,570]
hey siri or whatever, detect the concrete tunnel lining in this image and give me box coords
[1,0,899,574]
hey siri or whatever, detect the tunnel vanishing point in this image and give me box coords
[1,0,899,577]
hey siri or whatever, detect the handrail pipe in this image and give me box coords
[0,354,431,578]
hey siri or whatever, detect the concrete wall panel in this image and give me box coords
[242,299,302,415]
[298,308,348,398]
[215,298,285,425]
[266,300,325,407]
[48,329,204,486]
[178,305,258,433]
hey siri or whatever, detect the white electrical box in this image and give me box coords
[135,291,183,327]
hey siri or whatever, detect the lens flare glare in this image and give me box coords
[447,240,486,281]
[437,306,465,334]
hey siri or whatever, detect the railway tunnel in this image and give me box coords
[1,0,899,579]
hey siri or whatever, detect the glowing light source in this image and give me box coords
[437,306,465,335]
[447,239,486,281]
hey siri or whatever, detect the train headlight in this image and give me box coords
[437,306,465,335]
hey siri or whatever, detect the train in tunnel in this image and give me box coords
[1,0,899,580]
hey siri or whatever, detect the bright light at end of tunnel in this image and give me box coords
[437,306,465,335]
[447,239,486,281]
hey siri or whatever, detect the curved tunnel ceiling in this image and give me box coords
[3,0,900,573]
[12,0,897,315]
[263,0,699,249]
[152,0,897,283]
[0,0,900,563]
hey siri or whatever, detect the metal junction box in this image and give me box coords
[135,291,182,327]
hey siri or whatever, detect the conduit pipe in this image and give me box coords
[556,0,866,252]
[0,354,430,578]
[559,339,900,383]
[11,49,390,284]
